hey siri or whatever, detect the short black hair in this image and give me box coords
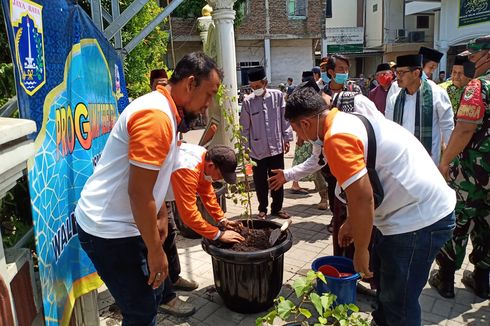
[285,87,327,121]
[325,54,350,79]
[169,52,223,86]
[287,77,293,82]
[439,71,445,74]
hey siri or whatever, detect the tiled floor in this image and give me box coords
[97,129,489,326]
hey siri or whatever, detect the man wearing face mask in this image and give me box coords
[369,63,394,115]
[75,52,222,324]
[285,86,456,326]
[385,54,454,165]
[240,66,294,219]
[430,35,490,300]
[169,143,244,243]
[419,46,444,82]
[323,54,362,96]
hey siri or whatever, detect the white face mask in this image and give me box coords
[302,113,323,147]
[203,174,213,183]
[253,88,265,97]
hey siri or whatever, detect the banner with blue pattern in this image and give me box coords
[1,0,129,324]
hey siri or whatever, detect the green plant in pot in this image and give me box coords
[256,271,370,326]
[201,85,293,313]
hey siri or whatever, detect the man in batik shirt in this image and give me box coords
[439,54,474,115]
[430,35,490,300]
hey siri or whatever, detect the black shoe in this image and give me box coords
[461,268,490,299]
[429,269,455,298]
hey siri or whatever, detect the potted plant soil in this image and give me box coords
[201,87,293,313]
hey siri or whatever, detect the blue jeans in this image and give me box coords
[371,212,455,326]
[77,223,176,326]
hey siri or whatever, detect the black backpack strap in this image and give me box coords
[352,114,376,170]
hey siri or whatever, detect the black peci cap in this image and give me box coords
[207,145,237,184]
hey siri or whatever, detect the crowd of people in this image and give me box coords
[73,35,489,326]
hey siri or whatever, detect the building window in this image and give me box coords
[417,15,429,29]
[288,0,307,17]
[326,0,332,18]
[373,4,378,12]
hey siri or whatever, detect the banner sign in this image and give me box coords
[459,0,490,27]
[325,27,364,45]
[1,0,129,324]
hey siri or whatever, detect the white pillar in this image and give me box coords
[197,5,214,47]
[264,38,272,82]
[207,0,238,147]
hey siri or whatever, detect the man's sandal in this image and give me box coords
[271,210,290,219]
[257,212,267,220]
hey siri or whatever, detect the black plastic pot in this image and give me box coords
[172,182,227,239]
[201,219,293,313]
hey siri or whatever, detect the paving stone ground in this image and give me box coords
[98,129,489,326]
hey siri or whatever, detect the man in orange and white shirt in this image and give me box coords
[75,52,222,324]
[169,143,244,243]
[284,87,456,326]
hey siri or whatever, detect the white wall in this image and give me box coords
[439,0,490,47]
[405,14,435,42]
[365,0,383,48]
[270,39,314,87]
[383,0,405,43]
[326,0,358,28]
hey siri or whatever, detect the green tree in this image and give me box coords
[0,8,16,109]
[172,0,247,26]
[79,1,169,98]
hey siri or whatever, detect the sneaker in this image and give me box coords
[159,297,195,317]
[173,276,199,291]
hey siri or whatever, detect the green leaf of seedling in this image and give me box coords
[348,304,359,312]
[306,270,317,282]
[318,316,328,324]
[310,292,323,316]
[293,277,308,297]
[298,307,312,319]
[277,299,295,320]
[339,320,348,326]
[316,272,327,284]
[320,294,334,311]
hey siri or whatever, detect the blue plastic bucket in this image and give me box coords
[311,256,361,305]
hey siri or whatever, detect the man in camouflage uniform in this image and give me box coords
[430,35,490,299]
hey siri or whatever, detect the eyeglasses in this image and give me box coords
[395,69,413,77]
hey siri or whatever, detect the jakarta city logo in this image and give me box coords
[10,0,46,96]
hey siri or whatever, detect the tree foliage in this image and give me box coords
[172,0,247,26]
[79,0,169,98]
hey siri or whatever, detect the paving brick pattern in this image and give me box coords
[98,130,489,326]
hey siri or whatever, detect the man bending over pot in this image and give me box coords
[284,87,456,326]
[169,143,244,243]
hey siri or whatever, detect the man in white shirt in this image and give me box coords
[75,52,222,324]
[284,87,456,326]
[385,54,454,165]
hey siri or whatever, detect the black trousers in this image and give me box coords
[164,202,180,284]
[252,153,285,214]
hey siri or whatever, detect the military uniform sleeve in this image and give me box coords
[457,79,486,125]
